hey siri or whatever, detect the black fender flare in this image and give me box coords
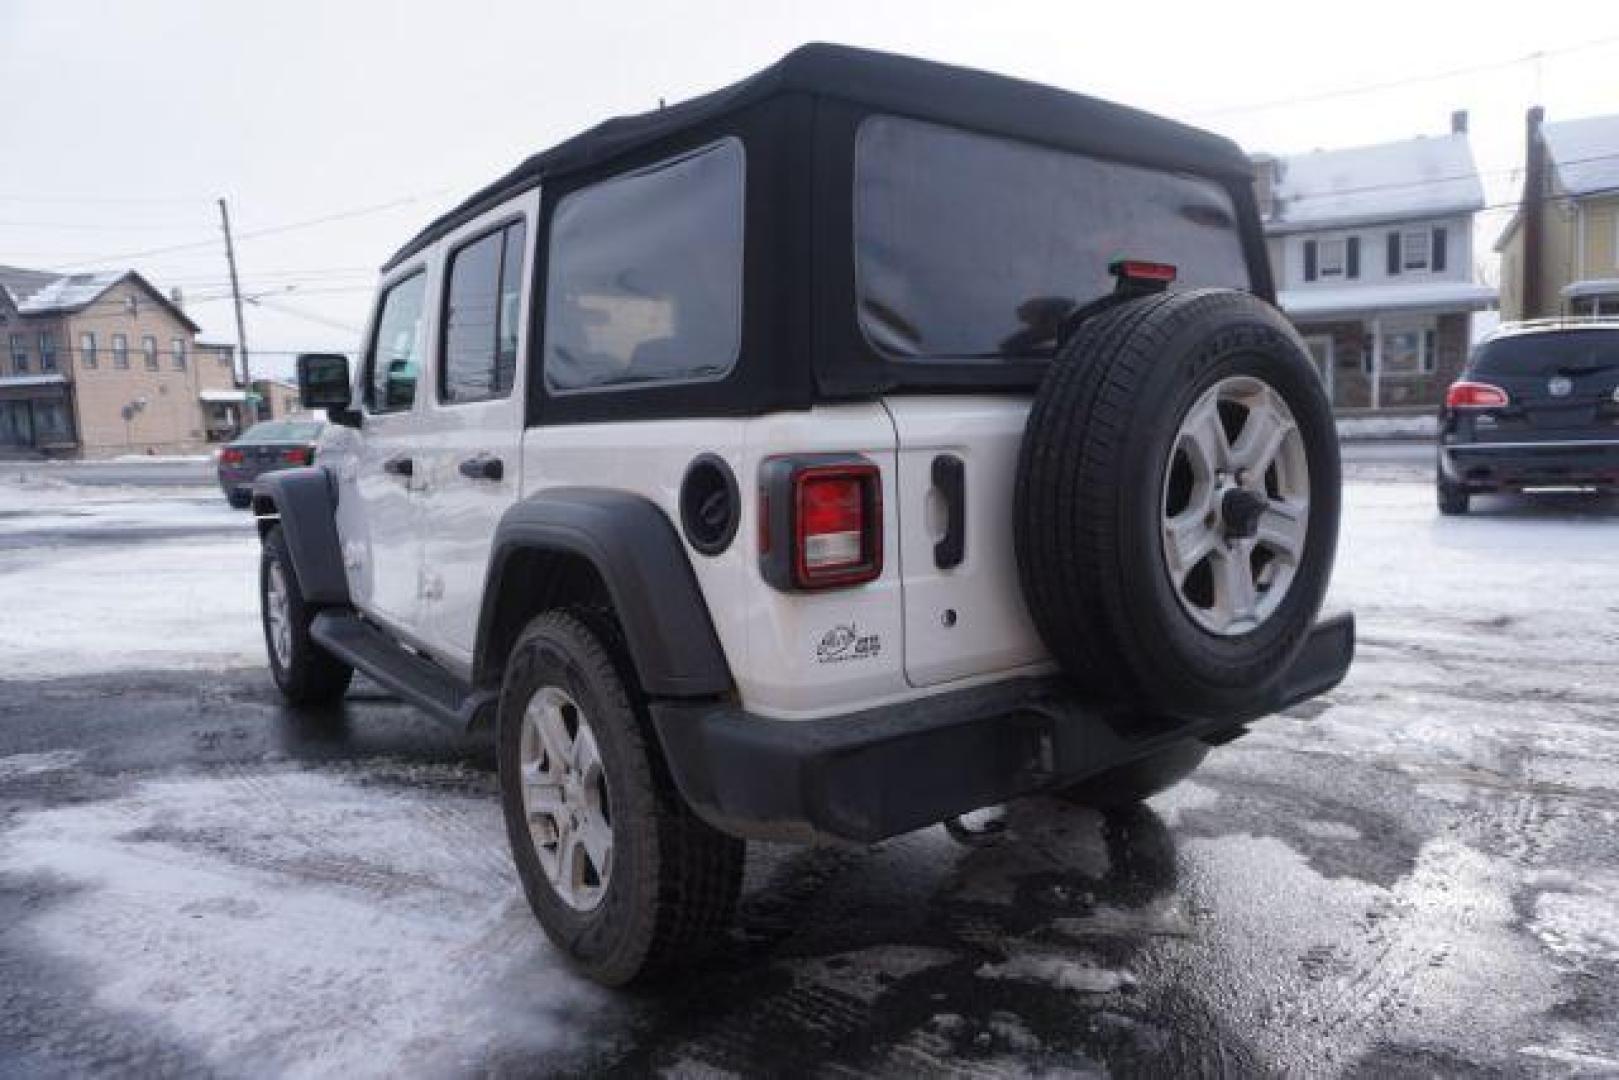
[474,488,732,698]
[253,467,350,607]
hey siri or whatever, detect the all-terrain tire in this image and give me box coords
[1437,480,1470,515]
[1057,740,1210,809]
[1015,289,1340,720]
[260,525,353,706]
[497,610,745,987]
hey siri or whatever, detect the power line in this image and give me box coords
[1189,32,1619,118]
[36,190,447,273]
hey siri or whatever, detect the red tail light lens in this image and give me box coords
[281,447,312,465]
[800,475,865,571]
[220,447,244,465]
[1446,381,1509,409]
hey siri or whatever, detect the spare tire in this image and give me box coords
[1015,289,1339,721]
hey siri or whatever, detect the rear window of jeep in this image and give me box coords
[854,116,1250,361]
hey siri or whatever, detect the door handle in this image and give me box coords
[932,454,965,570]
[383,455,414,478]
[458,454,504,482]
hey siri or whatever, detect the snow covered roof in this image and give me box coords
[1542,114,1619,197]
[1561,279,1619,299]
[1279,281,1496,319]
[0,265,200,330]
[1263,133,1485,235]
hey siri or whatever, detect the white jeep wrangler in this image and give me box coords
[255,45,1353,986]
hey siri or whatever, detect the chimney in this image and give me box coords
[1250,153,1279,221]
[169,286,185,309]
[1522,106,1546,317]
[1450,109,1468,135]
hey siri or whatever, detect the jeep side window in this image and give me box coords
[853,116,1249,361]
[440,219,528,404]
[544,137,744,392]
[365,271,428,413]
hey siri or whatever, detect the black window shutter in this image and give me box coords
[1387,233,1401,275]
[1304,239,1318,282]
[1432,227,1448,271]
[1346,236,1360,279]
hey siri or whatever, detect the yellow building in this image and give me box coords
[1496,110,1619,320]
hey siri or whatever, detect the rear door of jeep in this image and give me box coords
[854,116,1258,687]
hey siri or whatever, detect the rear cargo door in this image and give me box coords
[882,396,1047,688]
[1469,331,1619,440]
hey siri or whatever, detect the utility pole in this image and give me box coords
[218,198,254,419]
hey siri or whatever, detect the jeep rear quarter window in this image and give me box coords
[544,137,745,392]
[854,116,1250,360]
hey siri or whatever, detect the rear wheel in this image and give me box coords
[497,610,744,986]
[260,525,353,705]
[1437,480,1470,515]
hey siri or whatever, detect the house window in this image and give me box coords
[171,337,187,371]
[8,333,26,373]
[1380,319,1436,376]
[81,332,97,369]
[142,335,157,370]
[1318,239,1346,278]
[112,333,129,369]
[1401,230,1431,271]
[39,332,56,372]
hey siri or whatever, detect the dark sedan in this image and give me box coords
[217,420,324,509]
[1438,320,1619,514]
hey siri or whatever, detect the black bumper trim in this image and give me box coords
[650,613,1355,843]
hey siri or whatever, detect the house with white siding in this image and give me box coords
[1253,113,1496,411]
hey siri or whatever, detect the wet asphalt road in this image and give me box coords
[1,468,1617,1077]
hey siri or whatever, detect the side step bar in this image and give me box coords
[310,610,494,729]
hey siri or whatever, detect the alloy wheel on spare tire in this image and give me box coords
[1015,288,1340,721]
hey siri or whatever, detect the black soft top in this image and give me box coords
[383,43,1251,272]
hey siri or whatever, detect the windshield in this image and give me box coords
[238,421,322,444]
[853,116,1251,362]
[1471,331,1619,378]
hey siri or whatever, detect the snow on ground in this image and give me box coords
[0,477,262,678]
[0,763,618,1075]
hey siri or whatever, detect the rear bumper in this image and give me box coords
[650,613,1355,844]
[1441,438,1619,489]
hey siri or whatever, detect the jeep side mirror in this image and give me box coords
[296,352,360,427]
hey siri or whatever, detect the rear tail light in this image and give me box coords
[1445,381,1510,409]
[220,447,244,465]
[281,447,312,465]
[759,457,882,591]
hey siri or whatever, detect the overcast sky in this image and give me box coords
[3,0,1617,378]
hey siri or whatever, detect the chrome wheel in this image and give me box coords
[1160,375,1309,636]
[519,686,613,912]
[265,562,293,667]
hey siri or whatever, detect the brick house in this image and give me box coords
[1497,109,1619,320]
[0,266,241,456]
[1253,114,1496,411]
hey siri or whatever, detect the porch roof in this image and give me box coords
[1278,282,1496,320]
[1561,278,1619,299]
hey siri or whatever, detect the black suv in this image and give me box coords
[1438,319,1619,513]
